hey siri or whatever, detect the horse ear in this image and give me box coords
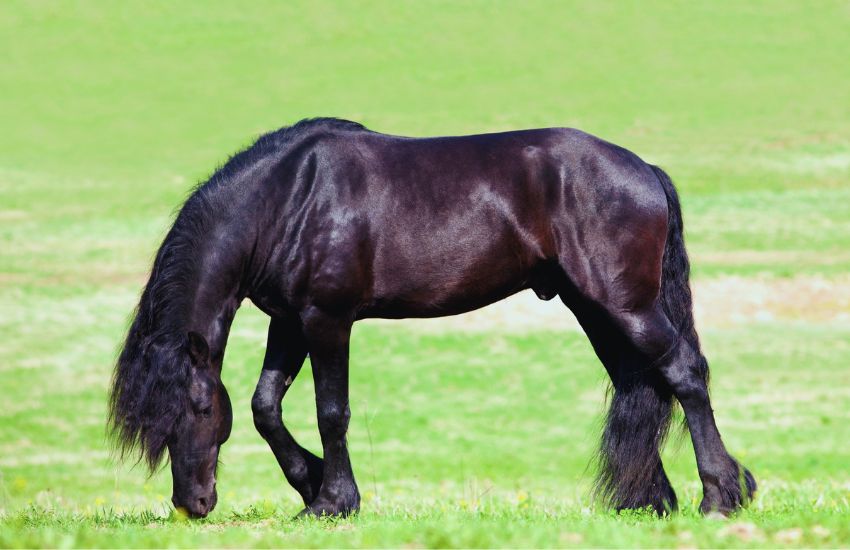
[187,331,209,366]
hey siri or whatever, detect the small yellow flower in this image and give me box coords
[94,496,106,506]
[517,490,528,503]
[12,477,27,491]
[173,507,190,521]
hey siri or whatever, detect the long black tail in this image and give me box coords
[652,164,707,381]
[596,363,677,514]
[594,165,704,515]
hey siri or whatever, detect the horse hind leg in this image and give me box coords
[252,316,324,505]
[565,294,678,515]
[605,304,756,515]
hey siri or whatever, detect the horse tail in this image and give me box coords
[596,363,676,514]
[652,164,707,381]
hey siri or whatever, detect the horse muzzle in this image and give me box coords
[172,488,217,519]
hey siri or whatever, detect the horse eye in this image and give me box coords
[198,406,213,418]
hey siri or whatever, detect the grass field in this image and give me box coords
[1,1,849,547]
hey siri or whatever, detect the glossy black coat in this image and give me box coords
[109,119,754,518]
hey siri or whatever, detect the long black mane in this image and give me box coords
[107,117,366,469]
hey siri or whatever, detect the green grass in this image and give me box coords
[3,505,850,549]
[2,320,850,547]
[1,0,849,547]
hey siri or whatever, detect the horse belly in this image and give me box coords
[364,226,534,319]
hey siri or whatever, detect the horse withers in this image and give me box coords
[108,118,755,518]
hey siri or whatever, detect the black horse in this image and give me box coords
[108,118,755,519]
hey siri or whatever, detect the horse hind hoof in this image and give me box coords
[699,462,757,515]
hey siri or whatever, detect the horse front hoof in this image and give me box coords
[699,460,756,515]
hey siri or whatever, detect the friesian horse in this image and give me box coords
[108,118,755,518]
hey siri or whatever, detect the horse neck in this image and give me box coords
[151,205,248,368]
[184,236,245,367]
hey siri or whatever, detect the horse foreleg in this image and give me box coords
[297,306,360,518]
[252,316,324,505]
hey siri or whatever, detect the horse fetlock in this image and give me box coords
[280,451,324,505]
[305,452,325,496]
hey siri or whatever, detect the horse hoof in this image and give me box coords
[295,495,360,520]
[699,460,756,515]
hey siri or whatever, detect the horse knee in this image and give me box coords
[317,402,350,438]
[251,392,280,436]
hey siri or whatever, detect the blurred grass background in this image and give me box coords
[1,1,849,547]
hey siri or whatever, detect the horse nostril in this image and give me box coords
[198,497,209,509]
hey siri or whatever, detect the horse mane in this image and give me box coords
[205,117,368,189]
[107,203,209,470]
[108,117,368,470]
